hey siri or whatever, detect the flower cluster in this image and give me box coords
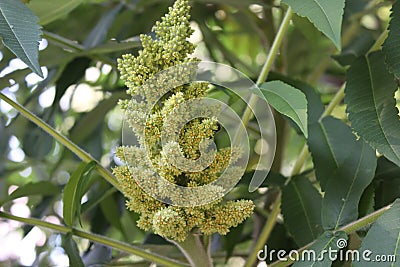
[113,0,254,242]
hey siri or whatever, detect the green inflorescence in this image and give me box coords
[113,0,254,242]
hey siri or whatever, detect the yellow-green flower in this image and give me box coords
[113,0,254,242]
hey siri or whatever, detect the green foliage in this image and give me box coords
[345,51,400,167]
[62,233,85,267]
[353,198,400,267]
[322,141,376,230]
[292,231,348,267]
[63,161,96,227]
[114,0,254,244]
[0,181,60,206]
[27,0,83,26]
[383,0,400,78]
[307,115,377,231]
[308,117,357,190]
[281,175,323,246]
[282,0,345,49]
[0,0,43,76]
[260,81,308,138]
[374,158,400,209]
[0,0,400,266]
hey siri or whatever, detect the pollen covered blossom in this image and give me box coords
[113,0,254,242]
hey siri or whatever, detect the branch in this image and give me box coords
[0,92,121,192]
[0,211,188,267]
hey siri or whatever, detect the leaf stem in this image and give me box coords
[268,203,393,267]
[0,211,187,267]
[244,191,282,267]
[0,92,121,192]
[243,7,292,266]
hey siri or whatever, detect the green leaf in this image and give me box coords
[0,181,60,206]
[322,141,377,230]
[81,244,112,266]
[63,161,96,227]
[282,175,323,246]
[345,51,400,167]
[69,91,126,144]
[308,116,356,190]
[292,231,348,267]
[83,3,123,49]
[27,0,83,26]
[383,1,400,78]
[353,198,400,267]
[239,171,286,188]
[292,14,322,44]
[282,0,345,49]
[99,194,123,233]
[86,40,141,55]
[0,0,43,77]
[374,157,400,209]
[260,81,308,137]
[0,116,10,175]
[22,196,56,235]
[268,73,324,125]
[55,57,91,104]
[62,233,84,267]
[333,33,375,66]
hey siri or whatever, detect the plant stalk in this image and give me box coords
[43,31,116,67]
[0,211,187,267]
[0,92,121,192]
[268,203,393,267]
[244,191,282,267]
